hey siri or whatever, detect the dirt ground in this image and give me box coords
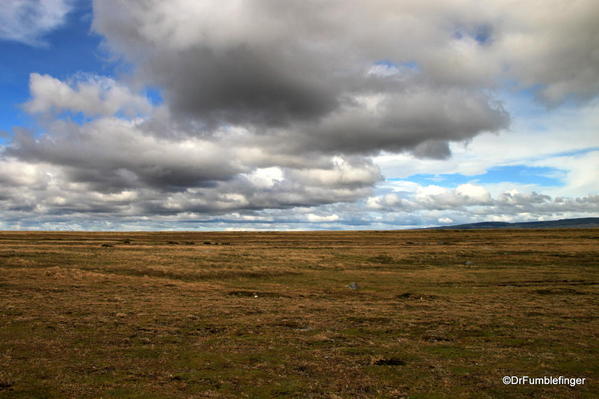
[0,229,597,398]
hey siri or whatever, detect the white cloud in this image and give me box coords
[368,181,598,219]
[366,193,402,210]
[243,167,284,189]
[531,151,599,197]
[376,97,599,195]
[0,0,73,46]
[25,73,152,117]
[455,183,492,203]
[306,214,340,223]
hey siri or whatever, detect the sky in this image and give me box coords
[0,0,597,231]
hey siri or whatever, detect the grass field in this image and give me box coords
[0,229,597,398]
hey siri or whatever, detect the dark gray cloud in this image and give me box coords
[8,119,242,192]
[144,45,340,127]
[277,87,509,158]
[92,0,599,138]
[92,0,511,157]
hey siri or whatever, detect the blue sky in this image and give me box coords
[0,0,597,230]
[389,165,566,188]
[0,2,108,135]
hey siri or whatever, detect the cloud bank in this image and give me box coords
[1,0,598,229]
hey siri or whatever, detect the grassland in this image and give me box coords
[0,229,597,398]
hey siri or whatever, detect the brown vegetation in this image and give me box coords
[0,229,597,398]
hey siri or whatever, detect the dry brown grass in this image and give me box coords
[0,229,597,398]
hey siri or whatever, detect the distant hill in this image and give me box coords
[434,217,599,230]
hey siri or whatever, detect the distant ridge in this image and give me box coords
[434,217,599,230]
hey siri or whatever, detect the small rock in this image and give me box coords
[0,381,14,390]
[372,357,406,366]
[464,261,473,266]
[116,312,127,318]
[424,335,451,342]
[347,282,360,290]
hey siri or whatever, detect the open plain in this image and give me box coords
[0,229,597,398]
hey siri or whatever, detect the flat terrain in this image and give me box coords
[0,229,597,398]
